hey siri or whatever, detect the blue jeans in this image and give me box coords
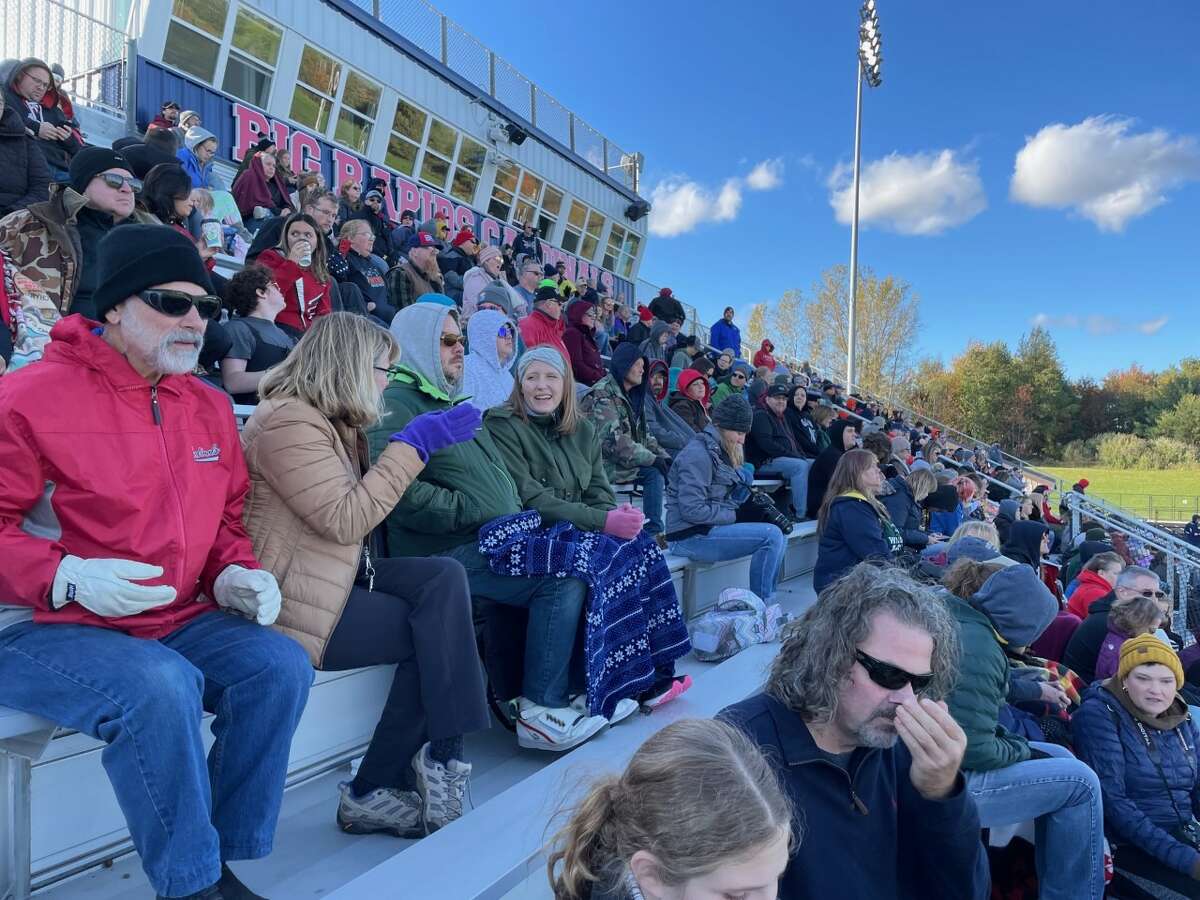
[965,741,1105,900]
[637,464,666,534]
[758,456,812,518]
[439,542,587,708]
[670,522,786,601]
[0,611,312,897]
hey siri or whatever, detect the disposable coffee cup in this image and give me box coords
[201,219,222,249]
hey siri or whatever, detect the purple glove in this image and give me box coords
[390,403,482,462]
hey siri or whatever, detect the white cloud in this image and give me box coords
[647,158,785,238]
[1030,312,1169,336]
[745,158,784,190]
[827,149,987,235]
[1010,116,1200,232]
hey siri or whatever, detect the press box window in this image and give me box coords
[221,8,282,108]
[386,99,427,177]
[334,71,382,154]
[162,0,228,82]
[290,45,341,133]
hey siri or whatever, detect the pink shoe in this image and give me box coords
[641,674,693,710]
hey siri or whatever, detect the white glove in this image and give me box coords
[252,205,269,220]
[213,565,281,626]
[51,555,177,618]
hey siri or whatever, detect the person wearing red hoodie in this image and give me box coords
[561,298,605,385]
[1067,551,1124,620]
[256,211,333,336]
[0,226,311,900]
[752,339,777,372]
[518,283,569,360]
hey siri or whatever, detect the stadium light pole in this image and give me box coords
[846,0,882,394]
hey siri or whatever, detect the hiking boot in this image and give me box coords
[411,742,472,833]
[570,693,640,725]
[336,781,425,838]
[512,697,607,752]
[217,865,266,900]
[639,674,693,710]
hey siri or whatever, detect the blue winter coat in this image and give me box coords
[1074,682,1200,876]
[176,146,217,190]
[708,319,742,356]
[881,476,928,548]
[930,502,964,537]
[813,494,899,593]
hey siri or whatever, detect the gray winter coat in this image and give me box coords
[665,426,751,538]
[645,395,696,453]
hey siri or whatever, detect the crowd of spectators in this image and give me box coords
[3,79,1200,900]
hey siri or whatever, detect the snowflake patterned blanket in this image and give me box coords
[478,510,690,718]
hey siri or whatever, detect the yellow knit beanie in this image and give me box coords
[1118,634,1184,688]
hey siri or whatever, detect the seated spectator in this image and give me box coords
[592,292,616,353]
[687,355,716,382]
[146,98,179,131]
[813,449,902,592]
[941,559,1105,899]
[508,257,540,318]
[460,308,516,411]
[929,478,967,537]
[0,88,49,217]
[274,147,299,195]
[232,149,293,228]
[519,282,570,359]
[176,126,224,190]
[993,497,1019,545]
[220,264,294,405]
[888,435,912,478]
[2,58,81,182]
[437,227,477,303]
[667,396,787,602]
[561,298,605,385]
[0,225,310,899]
[748,383,814,519]
[461,244,505,319]
[546,719,791,900]
[714,349,735,376]
[810,404,835,451]
[669,333,701,369]
[709,306,742,358]
[0,147,154,333]
[638,320,672,362]
[610,301,632,342]
[1074,636,1200,898]
[336,178,362,228]
[1064,565,1163,688]
[711,362,750,404]
[242,312,488,838]
[1067,551,1125,620]
[1096,593,1164,681]
[748,366,772,404]
[256,212,333,336]
[389,208,416,255]
[668,367,711,433]
[140,163,218,273]
[643,358,696,455]
[752,339,777,371]
[1000,519,1050,568]
[579,343,671,536]
[805,418,859,520]
[366,302,606,751]
[352,189,397,266]
[881,467,939,550]
[512,219,542,262]
[336,219,395,323]
[784,387,822,459]
[387,231,445,312]
[721,563,989,899]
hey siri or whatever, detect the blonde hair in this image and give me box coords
[949,520,1000,550]
[717,428,745,469]
[190,187,214,215]
[505,353,580,436]
[818,448,890,531]
[811,406,835,428]
[546,719,792,900]
[257,312,397,427]
[906,467,937,503]
[338,219,371,242]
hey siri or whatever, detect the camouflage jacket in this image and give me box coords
[578,373,663,485]
[0,188,88,314]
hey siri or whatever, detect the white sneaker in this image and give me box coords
[336,781,424,838]
[411,743,472,833]
[570,693,640,725]
[512,697,607,752]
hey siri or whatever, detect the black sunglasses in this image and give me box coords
[99,172,141,191]
[1127,588,1168,600]
[855,649,934,693]
[138,289,221,320]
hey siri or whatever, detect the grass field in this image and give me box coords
[1040,467,1200,522]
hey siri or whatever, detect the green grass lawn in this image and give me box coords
[1040,467,1200,522]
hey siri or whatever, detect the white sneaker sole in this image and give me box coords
[516,715,607,752]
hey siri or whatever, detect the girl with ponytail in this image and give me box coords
[546,718,794,899]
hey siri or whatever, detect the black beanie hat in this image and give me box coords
[68,146,132,194]
[119,143,181,179]
[534,285,561,304]
[92,225,214,322]
[712,396,753,433]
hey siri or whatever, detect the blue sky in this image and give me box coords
[430,0,1200,379]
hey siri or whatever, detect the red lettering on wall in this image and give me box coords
[331,150,364,192]
[232,103,271,162]
[396,178,421,220]
[292,132,322,176]
[368,166,397,220]
[479,218,501,247]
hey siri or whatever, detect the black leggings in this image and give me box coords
[322,556,490,790]
[1113,843,1200,898]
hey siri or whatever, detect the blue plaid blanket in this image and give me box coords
[478,510,690,718]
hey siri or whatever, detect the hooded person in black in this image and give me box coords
[804,418,859,519]
[1001,520,1049,569]
[784,386,822,459]
[994,498,1019,546]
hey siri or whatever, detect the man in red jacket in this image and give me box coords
[0,226,312,900]
[518,282,570,360]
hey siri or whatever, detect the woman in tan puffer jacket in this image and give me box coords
[241,312,489,840]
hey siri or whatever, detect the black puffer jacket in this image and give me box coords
[0,100,49,216]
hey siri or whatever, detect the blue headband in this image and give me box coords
[518,346,567,379]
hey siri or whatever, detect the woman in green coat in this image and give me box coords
[485,347,644,540]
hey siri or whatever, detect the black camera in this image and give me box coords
[1174,819,1200,850]
[740,489,793,535]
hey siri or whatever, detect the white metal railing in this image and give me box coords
[1,0,130,119]
[349,0,643,194]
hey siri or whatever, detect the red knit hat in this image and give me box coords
[637,304,653,322]
[658,287,673,297]
[1078,478,1090,488]
[452,227,476,248]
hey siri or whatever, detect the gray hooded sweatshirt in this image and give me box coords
[461,308,516,410]
[389,301,461,399]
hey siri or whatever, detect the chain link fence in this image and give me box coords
[2,0,129,116]
[347,0,642,192]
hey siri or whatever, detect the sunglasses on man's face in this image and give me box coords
[855,649,934,693]
[1126,587,1168,600]
[99,173,141,191]
[138,289,221,320]
[440,333,466,347]
[732,373,746,381]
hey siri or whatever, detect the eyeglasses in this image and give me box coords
[98,173,141,191]
[855,649,934,693]
[138,289,221,320]
[24,73,50,90]
[440,334,466,347]
[497,325,514,338]
[732,373,747,380]
[1124,587,1168,600]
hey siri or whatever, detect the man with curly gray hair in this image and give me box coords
[721,562,990,899]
